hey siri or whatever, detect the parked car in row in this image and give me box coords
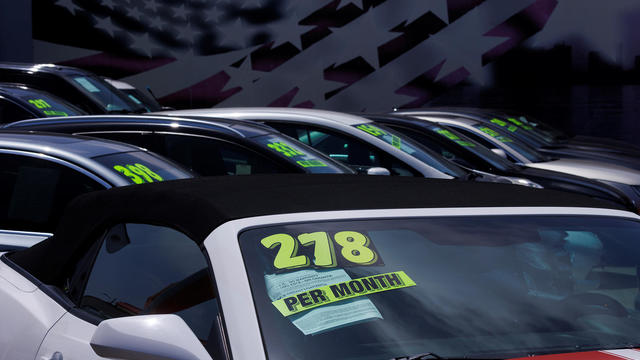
[158,107,543,187]
[393,113,640,211]
[0,63,146,114]
[2,175,639,359]
[0,83,86,123]
[399,108,640,170]
[4,115,354,176]
[365,113,637,212]
[0,131,193,250]
[103,77,165,112]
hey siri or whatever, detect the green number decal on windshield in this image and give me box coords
[42,110,68,117]
[296,159,328,168]
[478,126,513,143]
[391,135,402,149]
[490,118,518,132]
[113,163,164,184]
[267,142,306,157]
[28,99,51,109]
[506,117,533,130]
[436,129,476,147]
[356,124,387,137]
[261,230,382,271]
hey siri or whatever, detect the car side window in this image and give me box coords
[161,134,286,175]
[74,223,223,354]
[0,153,103,233]
[0,98,32,124]
[91,132,286,176]
[267,122,419,176]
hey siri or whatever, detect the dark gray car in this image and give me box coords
[0,131,193,250]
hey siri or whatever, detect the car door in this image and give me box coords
[0,152,106,250]
[36,223,226,360]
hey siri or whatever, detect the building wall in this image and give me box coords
[4,0,640,142]
[0,0,32,62]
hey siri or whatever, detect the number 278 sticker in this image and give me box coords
[261,231,383,271]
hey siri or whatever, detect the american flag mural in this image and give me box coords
[32,0,635,113]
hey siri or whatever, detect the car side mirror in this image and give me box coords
[366,167,391,176]
[491,148,508,159]
[90,314,211,360]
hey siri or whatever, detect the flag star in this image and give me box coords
[127,5,143,21]
[216,19,252,48]
[101,0,116,10]
[173,4,189,20]
[144,0,159,12]
[327,9,397,67]
[55,0,83,15]
[205,5,224,22]
[266,6,314,49]
[241,0,263,9]
[94,15,120,37]
[129,32,159,57]
[337,0,364,10]
[148,16,167,30]
[176,23,199,44]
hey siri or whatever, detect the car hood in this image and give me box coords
[509,348,640,359]
[526,158,640,185]
[570,135,640,153]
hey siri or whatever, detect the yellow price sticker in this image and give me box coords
[272,271,416,316]
[113,163,164,184]
[261,231,383,271]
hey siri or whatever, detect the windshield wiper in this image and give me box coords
[391,352,443,360]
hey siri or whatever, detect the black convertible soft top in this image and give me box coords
[8,174,626,285]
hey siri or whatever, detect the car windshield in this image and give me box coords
[352,123,468,178]
[239,214,640,359]
[513,114,569,144]
[121,88,162,112]
[470,123,549,163]
[252,134,350,174]
[92,151,192,184]
[8,87,85,117]
[69,75,146,113]
[427,125,519,171]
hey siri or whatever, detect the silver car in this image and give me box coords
[395,113,640,210]
[157,107,543,187]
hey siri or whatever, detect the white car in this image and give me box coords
[2,175,640,359]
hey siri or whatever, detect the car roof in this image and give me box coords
[9,174,626,285]
[4,114,279,138]
[395,107,504,117]
[157,107,374,126]
[0,62,91,77]
[0,130,144,158]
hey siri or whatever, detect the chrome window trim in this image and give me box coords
[0,149,112,188]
